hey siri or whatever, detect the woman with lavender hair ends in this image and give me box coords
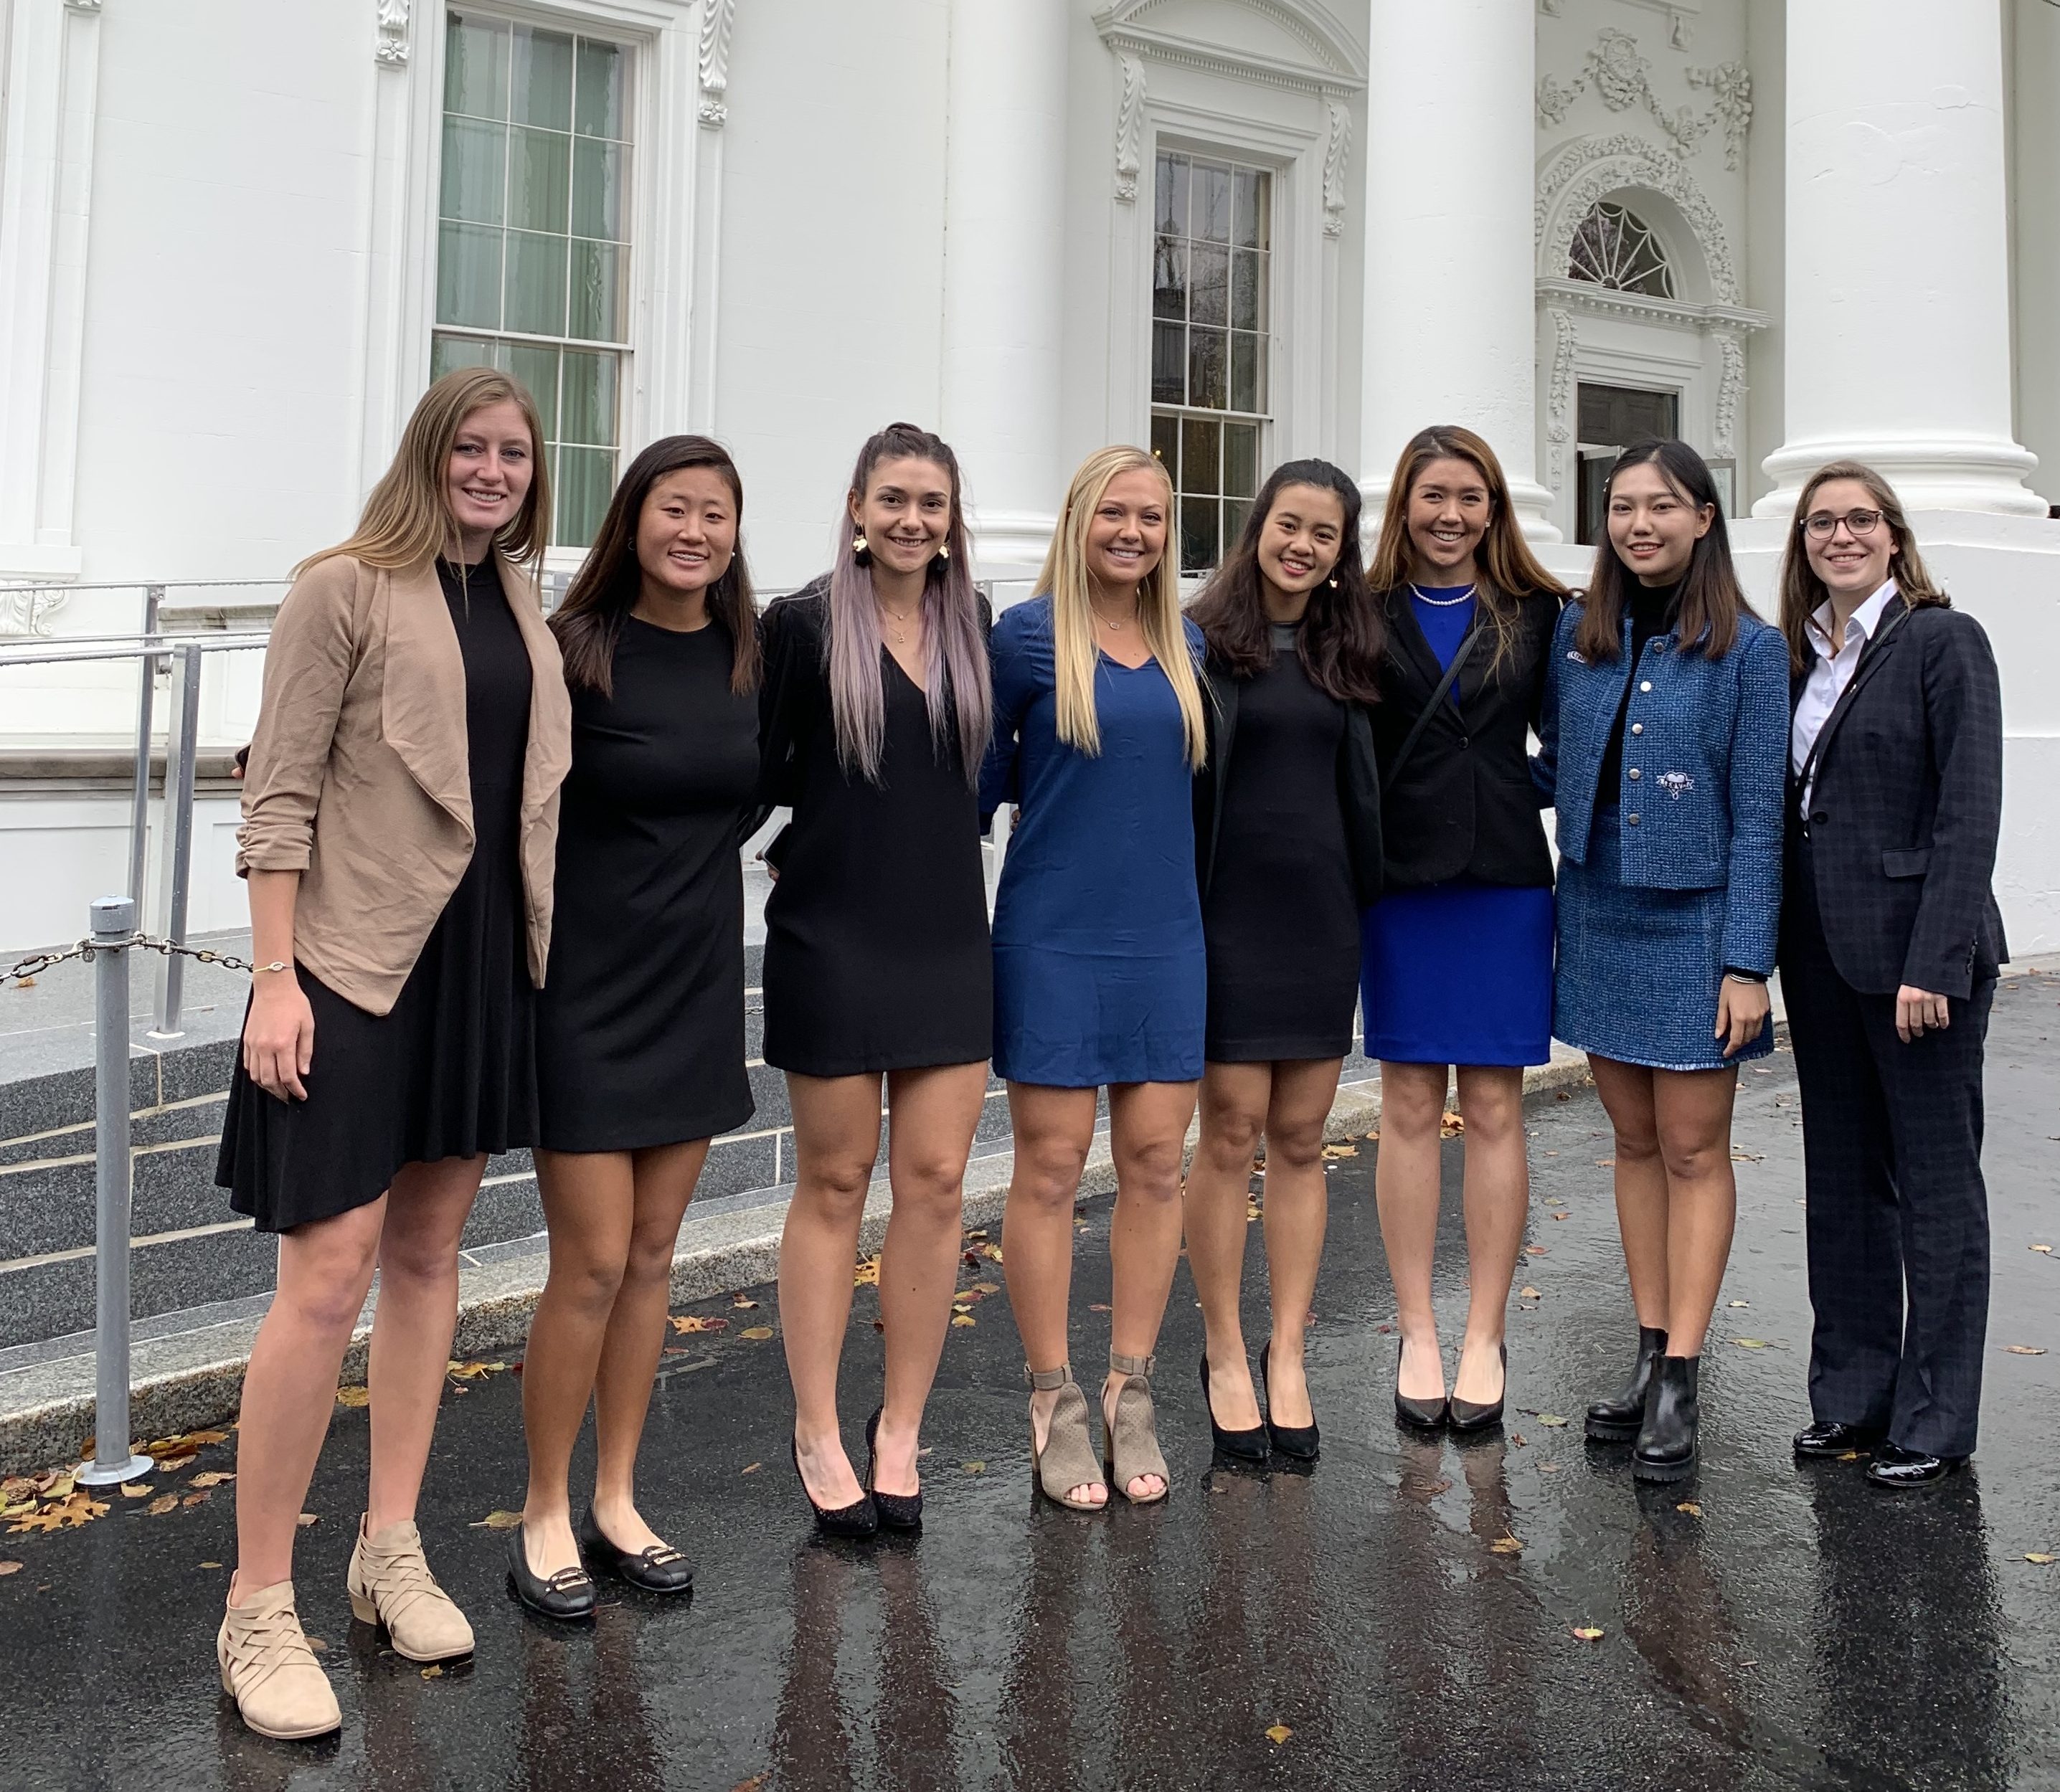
[757,422,995,1537]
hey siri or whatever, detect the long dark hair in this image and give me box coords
[1365,425,1567,676]
[1189,458,1384,703]
[1777,459,1948,675]
[1576,437,1755,662]
[550,435,760,697]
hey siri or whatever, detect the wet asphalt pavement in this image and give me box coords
[3,973,2058,1792]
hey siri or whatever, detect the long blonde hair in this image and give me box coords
[1039,446,1205,769]
[298,366,552,577]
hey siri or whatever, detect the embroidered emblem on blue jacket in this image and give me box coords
[1567,650,1586,663]
[1657,771,1694,800]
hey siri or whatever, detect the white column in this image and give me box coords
[940,2,1068,572]
[1359,0,1556,539]
[1755,0,2041,516]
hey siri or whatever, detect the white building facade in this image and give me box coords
[2,0,2057,956]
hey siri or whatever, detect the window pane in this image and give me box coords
[504,230,568,336]
[510,125,570,234]
[1224,422,1259,497]
[569,240,627,343]
[1180,496,1219,574]
[445,14,509,119]
[1151,321,1185,405]
[1224,498,1251,549]
[1233,168,1262,250]
[1150,412,1179,486]
[1250,172,1271,251]
[575,39,626,139]
[1190,244,1227,327]
[557,445,615,548]
[506,342,559,440]
[1155,153,1187,237]
[1196,163,1232,243]
[1181,417,1222,496]
[1189,328,1227,409]
[1231,250,1261,331]
[1151,237,1186,321]
[437,222,503,328]
[440,118,506,226]
[560,349,618,446]
[430,331,498,381]
[572,138,626,242]
[512,26,575,131]
[1232,333,1265,413]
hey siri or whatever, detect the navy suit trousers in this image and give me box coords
[1782,835,1993,1458]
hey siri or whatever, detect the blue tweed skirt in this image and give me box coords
[1554,807,1773,1072]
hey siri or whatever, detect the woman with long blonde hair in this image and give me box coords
[983,445,1207,1509]
[212,366,571,1735]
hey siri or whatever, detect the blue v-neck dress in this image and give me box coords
[981,595,1206,1087]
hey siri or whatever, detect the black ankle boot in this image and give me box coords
[1632,1355,1700,1483]
[1584,1325,1667,1442]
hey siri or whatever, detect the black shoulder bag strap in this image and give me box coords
[1381,624,1483,796]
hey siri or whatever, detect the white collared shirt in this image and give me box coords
[1791,579,1898,814]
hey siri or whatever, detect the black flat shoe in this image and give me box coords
[1393,1340,1448,1432]
[577,1508,694,1593]
[793,1437,878,1538]
[1201,1355,1270,1462]
[1631,1355,1700,1483]
[864,1407,924,1532]
[1260,1341,1318,1462]
[1793,1419,1886,1461]
[1865,1443,1967,1489]
[1448,1343,1507,1434]
[506,1523,597,1621]
[1586,1324,1668,1443]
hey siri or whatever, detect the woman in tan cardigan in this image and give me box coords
[211,367,571,1739]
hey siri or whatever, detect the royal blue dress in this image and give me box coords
[1359,585,1555,1068]
[982,596,1206,1087]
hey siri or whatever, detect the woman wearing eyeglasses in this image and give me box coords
[1776,462,2005,1489]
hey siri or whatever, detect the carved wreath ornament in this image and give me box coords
[1537,28,1751,171]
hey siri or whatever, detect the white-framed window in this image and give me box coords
[430,9,634,549]
[1568,201,1676,300]
[1148,149,1274,574]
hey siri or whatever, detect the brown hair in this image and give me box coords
[1366,425,1567,675]
[1776,459,1948,675]
[550,435,760,698]
[1574,437,1754,662]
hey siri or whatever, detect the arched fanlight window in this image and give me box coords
[1567,200,1676,299]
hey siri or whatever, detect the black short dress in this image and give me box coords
[757,579,991,1076]
[536,615,757,1152]
[1201,622,1361,1062]
[216,556,538,1231]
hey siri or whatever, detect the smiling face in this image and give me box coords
[635,465,737,617]
[445,399,536,561]
[1606,458,1713,586]
[1404,456,1491,585]
[1802,475,1896,605]
[849,455,953,581]
[1085,466,1170,597]
[1256,482,1346,610]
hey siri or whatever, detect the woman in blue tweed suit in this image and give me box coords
[1534,438,1788,1484]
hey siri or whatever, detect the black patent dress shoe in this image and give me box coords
[1260,1342,1318,1462]
[1865,1443,1967,1489]
[793,1438,879,1538]
[1631,1355,1700,1483]
[1448,1343,1507,1435]
[1793,1419,1886,1460]
[864,1407,924,1532]
[1586,1325,1668,1442]
[577,1508,694,1593]
[1392,1341,1448,1432]
[506,1523,597,1621]
[1201,1354,1270,1462]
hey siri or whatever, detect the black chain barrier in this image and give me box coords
[3,934,258,985]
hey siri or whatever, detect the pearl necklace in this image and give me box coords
[1409,582,1478,608]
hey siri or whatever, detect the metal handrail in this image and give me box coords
[0,577,284,595]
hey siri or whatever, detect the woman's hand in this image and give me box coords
[1895,985,1951,1043]
[243,976,314,1101]
[1714,976,1770,1059]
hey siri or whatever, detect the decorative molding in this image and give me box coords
[1536,133,1740,304]
[1320,99,1349,237]
[374,0,410,67]
[62,0,103,11]
[1113,52,1146,202]
[1536,27,1750,170]
[698,0,737,128]
[1686,62,1752,171]
[1535,275,1765,334]
[1545,306,1577,493]
[1095,0,1366,98]
[0,589,66,637]
[1712,328,1745,457]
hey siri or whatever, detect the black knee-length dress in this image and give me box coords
[536,615,758,1152]
[216,556,538,1231]
[756,579,991,1076]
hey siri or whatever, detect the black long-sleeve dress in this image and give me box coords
[536,615,759,1152]
[756,579,991,1076]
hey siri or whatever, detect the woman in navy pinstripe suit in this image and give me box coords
[1534,439,1789,1484]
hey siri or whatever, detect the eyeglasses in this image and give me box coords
[1800,508,1883,539]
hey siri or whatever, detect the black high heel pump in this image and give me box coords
[1261,1341,1319,1462]
[1200,1354,1269,1462]
[791,1436,878,1539]
[864,1406,924,1532]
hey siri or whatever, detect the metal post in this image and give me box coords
[77,897,153,1488]
[126,585,164,908]
[148,643,201,1039]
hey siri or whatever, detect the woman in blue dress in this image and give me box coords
[1360,426,1567,1436]
[1534,437,1789,1484]
[983,445,1208,1510]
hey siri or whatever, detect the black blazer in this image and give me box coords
[1193,655,1383,905]
[1782,599,2006,999]
[1371,586,1559,889]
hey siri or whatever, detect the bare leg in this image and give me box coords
[1185,1061,1272,1432]
[1649,1067,1741,1357]
[1590,1056,1670,1329]
[1256,1058,1343,1428]
[1002,1083,1102,1507]
[1452,1065,1529,1406]
[871,1063,990,1498]
[1375,1061,1452,1403]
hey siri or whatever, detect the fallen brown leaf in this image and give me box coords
[146,1495,179,1516]
[950,1314,976,1328]
[732,1295,760,1309]
[1523,1244,1548,1257]
[1572,1626,1605,1641]
[297,1512,320,1527]
[120,1482,153,1499]
[1488,1535,1523,1555]
[961,1461,986,1474]
[189,1471,235,1489]
[742,1463,761,1475]
[1265,1723,1293,1746]
[740,1325,775,1340]
[471,1510,522,1530]
[1518,1286,1542,1300]
[2004,1345,2046,1356]
[1536,1414,1568,1428]
[154,1454,197,1472]
[2032,1243,2054,1255]
[1320,1144,1358,1160]
[421,1664,443,1679]
[0,1561,20,1576]
[854,1255,882,1288]
[183,1492,210,1508]
[335,1386,371,1408]
[1731,1338,1769,1350]
[981,1243,1003,1263]
[1677,1502,1704,1518]
[2026,1552,2055,1565]
[670,1314,729,1334]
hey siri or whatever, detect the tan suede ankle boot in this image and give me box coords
[346,1515,475,1661]
[217,1579,341,1740]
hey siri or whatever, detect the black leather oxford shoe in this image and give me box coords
[1792,1419,1886,1460]
[1864,1443,1967,1489]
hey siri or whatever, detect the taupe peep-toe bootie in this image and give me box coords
[1103,1350,1170,1504]
[1028,1362,1105,1511]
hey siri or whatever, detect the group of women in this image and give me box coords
[212,365,2005,1741]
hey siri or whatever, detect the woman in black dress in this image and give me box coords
[212,368,571,1738]
[510,437,761,1616]
[759,422,994,1535]
[1185,460,1384,1463]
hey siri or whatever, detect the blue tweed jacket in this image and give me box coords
[1534,597,1790,975]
